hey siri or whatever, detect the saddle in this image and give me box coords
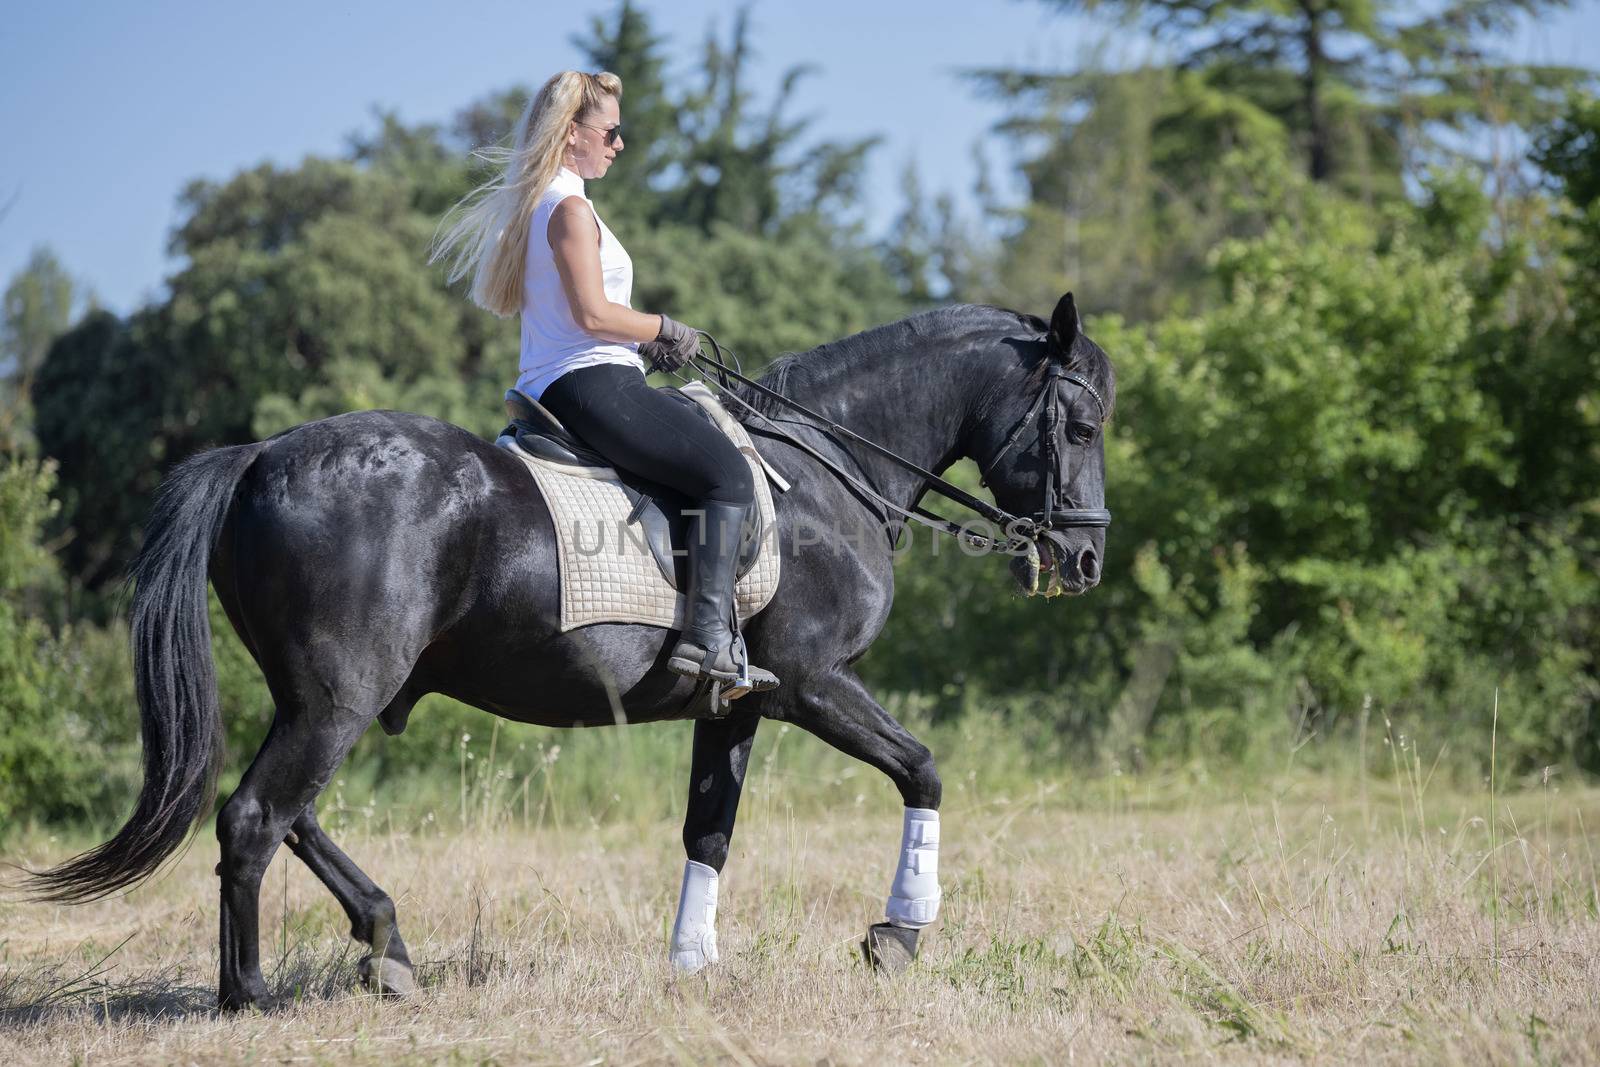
[497,388,766,593]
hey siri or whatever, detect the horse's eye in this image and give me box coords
[1070,423,1097,445]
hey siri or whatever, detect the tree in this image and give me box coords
[31,307,175,590]
[162,160,478,440]
[0,456,120,826]
[2,246,86,451]
[566,2,904,359]
[32,158,509,593]
[882,161,983,306]
[969,63,1303,319]
[568,0,680,232]
[1030,0,1585,186]
[628,217,903,359]
[1523,94,1600,520]
[347,106,476,220]
[33,2,908,594]
[963,0,1589,321]
[573,3,881,237]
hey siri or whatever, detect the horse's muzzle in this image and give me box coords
[1010,531,1102,598]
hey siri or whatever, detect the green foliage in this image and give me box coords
[576,3,881,239]
[1,247,77,384]
[28,3,901,598]
[881,161,981,305]
[970,66,1311,319]
[629,219,904,360]
[30,308,179,591]
[971,0,1592,319]
[570,2,676,234]
[1534,94,1600,402]
[0,455,59,594]
[0,458,132,827]
[868,159,1599,773]
[2,3,1598,836]
[1536,93,1600,209]
[163,162,490,440]
[1031,0,1585,184]
[0,2,915,838]
[1,246,86,453]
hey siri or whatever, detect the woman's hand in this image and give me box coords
[639,341,675,373]
[646,315,703,372]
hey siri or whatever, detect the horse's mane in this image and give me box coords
[735,303,1117,419]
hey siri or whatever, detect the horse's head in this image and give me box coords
[968,293,1115,598]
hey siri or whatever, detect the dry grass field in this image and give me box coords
[3,732,1599,1065]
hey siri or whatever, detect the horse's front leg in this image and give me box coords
[786,667,943,971]
[671,714,761,972]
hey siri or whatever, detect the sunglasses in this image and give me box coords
[575,120,623,147]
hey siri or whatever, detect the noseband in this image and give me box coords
[978,361,1111,532]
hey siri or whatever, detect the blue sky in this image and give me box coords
[2,0,1597,314]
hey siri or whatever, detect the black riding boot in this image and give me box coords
[667,500,780,698]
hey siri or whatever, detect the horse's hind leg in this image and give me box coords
[217,703,372,1010]
[287,805,417,995]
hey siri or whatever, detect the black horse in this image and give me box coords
[29,295,1115,1009]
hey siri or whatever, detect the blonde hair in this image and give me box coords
[429,70,622,317]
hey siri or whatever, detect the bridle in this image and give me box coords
[977,360,1111,533]
[683,334,1111,561]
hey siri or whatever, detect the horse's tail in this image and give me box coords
[27,440,268,903]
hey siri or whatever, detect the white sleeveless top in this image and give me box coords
[517,166,644,398]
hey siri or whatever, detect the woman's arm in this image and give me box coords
[548,197,661,344]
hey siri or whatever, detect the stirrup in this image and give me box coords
[717,644,755,702]
[667,634,778,697]
[727,631,779,695]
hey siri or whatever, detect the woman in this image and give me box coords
[430,70,777,697]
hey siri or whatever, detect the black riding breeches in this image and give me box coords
[538,362,755,507]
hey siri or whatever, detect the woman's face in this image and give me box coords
[566,95,623,181]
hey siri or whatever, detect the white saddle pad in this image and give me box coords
[500,383,782,633]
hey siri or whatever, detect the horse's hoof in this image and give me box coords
[218,991,280,1013]
[671,946,717,975]
[359,954,419,996]
[861,922,920,973]
[670,931,720,975]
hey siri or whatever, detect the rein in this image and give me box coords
[681,334,1111,557]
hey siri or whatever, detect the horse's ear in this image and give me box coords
[1048,292,1080,355]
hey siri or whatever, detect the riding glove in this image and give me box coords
[639,340,676,373]
[648,314,703,373]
